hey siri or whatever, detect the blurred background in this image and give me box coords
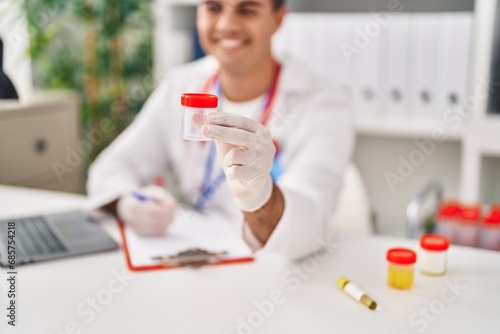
[1,0,500,242]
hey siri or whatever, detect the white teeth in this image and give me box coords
[219,39,244,49]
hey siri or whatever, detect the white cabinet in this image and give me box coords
[0,91,82,193]
[459,0,500,203]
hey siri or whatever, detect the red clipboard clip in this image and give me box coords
[151,248,228,268]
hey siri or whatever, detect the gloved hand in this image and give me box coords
[117,185,179,235]
[202,112,276,212]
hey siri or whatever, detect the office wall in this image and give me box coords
[353,136,461,236]
[480,156,500,204]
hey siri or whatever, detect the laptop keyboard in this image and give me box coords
[1,217,68,260]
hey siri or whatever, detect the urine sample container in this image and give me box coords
[387,248,417,290]
[457,204,481,247]
[419,234,450,276]
[181,93,218,141]
[479,207,500,251]
[435,201,461,244]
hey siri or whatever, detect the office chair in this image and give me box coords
[333,163,374,236]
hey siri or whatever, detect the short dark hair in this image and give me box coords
[273,0,285,10]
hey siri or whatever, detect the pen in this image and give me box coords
[337,276,378,311]
[131,191,157,202]
[133,175,197,210]
[129,174,166,202]
[131,191,193,211]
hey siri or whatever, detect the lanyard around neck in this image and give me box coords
[203,62,281,126]
[194,62,282,211]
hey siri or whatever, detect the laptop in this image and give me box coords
[0,211,119,266]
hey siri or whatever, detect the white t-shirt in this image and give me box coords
[220,94,266,119]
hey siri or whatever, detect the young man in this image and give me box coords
[87,0,354,259]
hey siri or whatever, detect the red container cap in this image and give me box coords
[387,248,417,265]
[484,208,500,225]
[460,205,481,224]
[181,93,218,108]
[489,206,500,218]
[437,202,461,220]
[420,234,450,251]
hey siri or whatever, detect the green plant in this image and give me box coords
[24,0,154,168]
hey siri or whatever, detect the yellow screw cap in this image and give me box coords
[337,276,350,290]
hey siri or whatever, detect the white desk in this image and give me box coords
[0,185,499,334]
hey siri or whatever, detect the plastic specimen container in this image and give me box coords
[457,204,481,247]
[479,207,500,251]
[419,234,450,276]
[435,201,461,244]
[387,248,417,290]
[181,93,218,141]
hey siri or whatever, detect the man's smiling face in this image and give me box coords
[196,0,285,74]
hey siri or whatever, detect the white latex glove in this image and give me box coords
[117,185,179,235]
[202,112,276,212]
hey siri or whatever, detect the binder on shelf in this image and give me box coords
[326,14,356,101]
[384,14,411,124]
[118,210,254,271]
[408,13,442,124]
[437,13,473,125]
[272,12,290,58]
[292,13,327,78]
[304,13,329,79]
[350,14,382,122]
[282,13,309,65]
[274,13,356,98]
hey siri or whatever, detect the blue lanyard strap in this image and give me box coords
[193,80,225,211]
[201,139,217,192]
[194,144,226,211]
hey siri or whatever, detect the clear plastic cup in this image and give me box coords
[181,93,218,141]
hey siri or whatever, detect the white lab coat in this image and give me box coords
[87,54,355,260]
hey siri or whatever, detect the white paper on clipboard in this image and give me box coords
[124,209,253,267]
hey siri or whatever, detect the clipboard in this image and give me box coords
[117,210,254,272]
